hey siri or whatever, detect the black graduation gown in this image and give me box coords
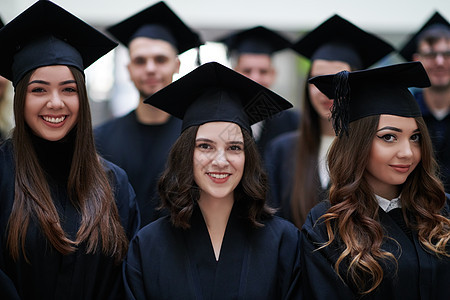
[256,109,300,159]
[124,204,301,300]
[0,139,140,300]
[264,131,328,222]
[414,89,450,192]
[300,200,450,299]
[94,110,182,227]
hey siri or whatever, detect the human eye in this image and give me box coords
[30,86,45,93]
[63,86,78,93]
[132,57,146,65]
[196,143,212,150]
[377,134,396,143]
[154,56,169,64]
[229,144,243,151]
[410,133,421,143]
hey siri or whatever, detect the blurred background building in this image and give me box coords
[1,0,449,126]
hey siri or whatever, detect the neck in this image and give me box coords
[198,195,234,261]
[423,86,450,111]
[136,99,171,125]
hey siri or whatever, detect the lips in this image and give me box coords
[207,172,231,183]
[390,164,411,173]
[41,115,67,127]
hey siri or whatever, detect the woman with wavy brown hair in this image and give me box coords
[264,14,394,228]
[123,62,301,299]
[301,61,450,299]
[0,2,138,299]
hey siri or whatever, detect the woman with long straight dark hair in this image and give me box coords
[301,61,450,299]
[265,15,394,228]
[0,1,139,299]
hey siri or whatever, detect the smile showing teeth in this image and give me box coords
[208,173,229,179]
[42,116,66,124]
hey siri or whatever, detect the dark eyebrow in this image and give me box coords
[28,80,49,86]
[377,126,420,133]
[196,138,215,144]
[28,80,76,86]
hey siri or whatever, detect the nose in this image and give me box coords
[145,60,156,72]
[435,53,445,65]
[46,92,65,109]
[212,149,229,168]
[397,140,414,159]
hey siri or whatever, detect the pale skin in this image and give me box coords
[309,59,352,136]
[127,37,180,125]
[193,122,245,260]
[234,53,276,88]
[25,65,79,142]
[365,115,421,200]
[413,38,450,112]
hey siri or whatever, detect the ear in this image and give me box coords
[412,53,421,62]
[174,57,181,74]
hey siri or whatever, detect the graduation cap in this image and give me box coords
[308,61,430,137]
[144,62,293,133]
[0,0,117,87]
[107,1,203,54]
[0,16,4,28]
[217,26,292,56]
[292,14,394,69]
[399,11,450,61]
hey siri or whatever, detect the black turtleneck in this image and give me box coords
[31,129,76,185]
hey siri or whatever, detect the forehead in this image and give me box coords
[310,59,351,76]
[377,114,418,130]
[128,37,178,58]
[418,37,450,49]
[196,122,243,141]
[236,53,272,67]
[29,65,74,81]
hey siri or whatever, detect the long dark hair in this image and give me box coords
[290,69,322,228]
[321,115,449,294]
[7,66,128,263]
[159,124,275,229]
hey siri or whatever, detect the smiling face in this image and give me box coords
[193,122,245,202]
[309,59,351,120]
[24,65,79,141]
[365,115,422,199]
[127,37,180,99]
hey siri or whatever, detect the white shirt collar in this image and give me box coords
[375,194,402,213]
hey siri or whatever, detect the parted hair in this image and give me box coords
[7,66,129,263]
[321,115,450,294]
[158,124,275,229]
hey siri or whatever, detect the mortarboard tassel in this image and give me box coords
[331,70,350,137]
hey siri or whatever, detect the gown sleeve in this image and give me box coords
[299,202,357,299]
[123,234,146,300]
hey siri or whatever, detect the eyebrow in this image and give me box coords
[28,79,77,86]
[377,126,420,133]
[195,138,244,145]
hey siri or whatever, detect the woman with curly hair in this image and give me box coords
[301,61,450,299]
[0,2,139,299]
[123,62,301,299]
[264,14,394,228]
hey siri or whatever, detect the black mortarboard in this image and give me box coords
[217,26,292,56]
[0,0,117,87]
[399,11,450,61]
[144,62,293,133]
[292,15,394,69]
[0,16,4,28]
[309,61,430,137]
[107,1,203,54]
